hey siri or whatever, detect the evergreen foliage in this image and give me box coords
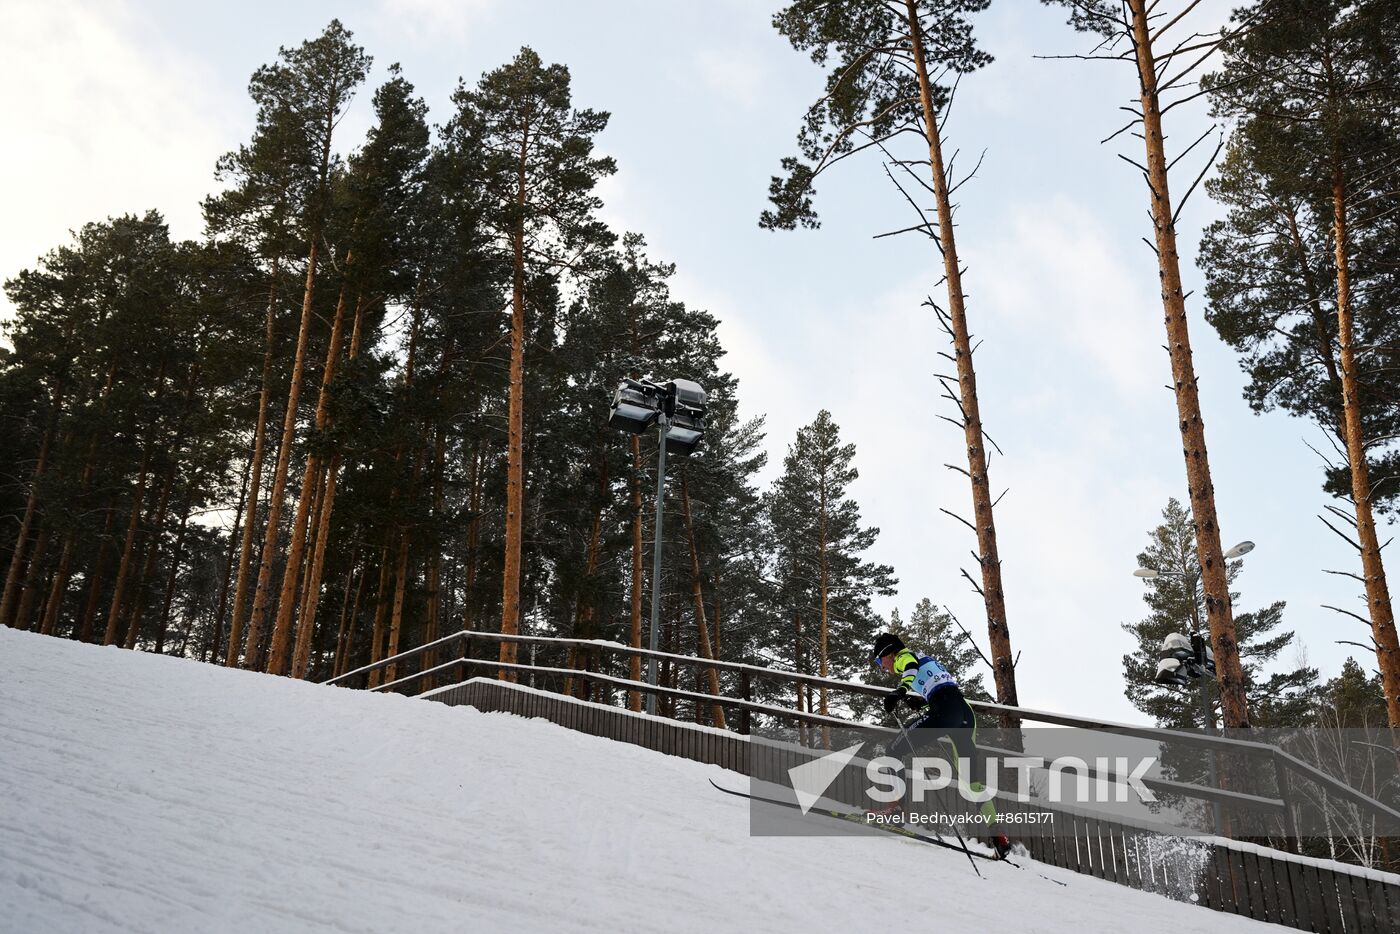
[0,23,895,715]
[1122,498,1321,730]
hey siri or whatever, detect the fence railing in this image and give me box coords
[419,674,1400,933]
[325,628,1400,842]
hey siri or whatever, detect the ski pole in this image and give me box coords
[889,710,982,878]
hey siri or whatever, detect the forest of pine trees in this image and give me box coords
[4,1,1400,745]
[0,22,902,721]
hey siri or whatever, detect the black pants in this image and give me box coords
[888,686,996,822]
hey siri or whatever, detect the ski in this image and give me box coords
[708,778,1068,886]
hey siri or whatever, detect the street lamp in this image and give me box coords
[1134,539,1254,833]
[608,377,708,715]
[1134,538,1256,686]
[1154,630,1223,833]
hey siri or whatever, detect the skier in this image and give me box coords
[870,631,1013,859]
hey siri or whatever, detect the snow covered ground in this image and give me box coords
[0,627,1277,933]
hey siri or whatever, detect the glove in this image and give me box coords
[883,687,907,713]
[903,691,927,711]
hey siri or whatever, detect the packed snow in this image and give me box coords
[0,628,1277,933]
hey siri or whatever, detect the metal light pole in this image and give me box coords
[646,410,669,716]
[608,377,707,717]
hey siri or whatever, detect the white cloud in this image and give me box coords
[0,0,234,321]
[373,0,496,43]
[973,197,1163,399]
[693,47,766,111]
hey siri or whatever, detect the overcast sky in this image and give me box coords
[2,0,1374,721]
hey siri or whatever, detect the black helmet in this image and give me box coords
[871,632,904,663]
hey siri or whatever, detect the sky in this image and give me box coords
[0,0,1378,722]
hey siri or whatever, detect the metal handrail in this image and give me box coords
[403,656,876,732]
[327,627,1400,828]
[326,629,886,697]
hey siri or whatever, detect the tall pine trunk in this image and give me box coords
[794,611,808,745]
[1127,0,1249,727]
[1324,48,1400,724]
[333,540,365,678]
[817,460,831,746]
[366,542,394,688]
[39,533,74,636]
[246,238,322,670]
[76,509,115,644]
[422,430,445,685]
[123,468,176,649]
[292,292,368,679]
[154,490,194,654]
[366,306,421,688]
[499,114,533,680]
[270,273,353,675]
[209,456,252,663]
[226,267,279,667]
[384,445,427,684]
[679,472,727,728]
[904,0,1019,720]
[103,449,153,646]
[462,442,484,635]
[0,407,57,628]
[13,527,51,631]
[384,530,413,685]
[567,454,607,699]
[39,363,118,638]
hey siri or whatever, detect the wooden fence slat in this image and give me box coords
[1267,856,1296,930]
[1122,833,1145,893]
[1215,844,1245,916]
[1344,870,1376,934]
[1254,845,1276,918]
[1084,817,1106,879]
[1057,822,1076,872]
[1102,824,1123,886]
[1257,851,1285,926]
[1327,869,1359,934]
[1297,860,1330,932]
[1282,857,1317,933]
[1373,875,1400,934]
[1197,842,1223,912]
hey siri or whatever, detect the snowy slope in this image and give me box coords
[0,628,1277,934]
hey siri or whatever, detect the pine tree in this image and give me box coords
[280,65,431,680]
[242,20,370,672]
[1122,498,1320,730]
[1202,0,1400,725]
[448,47,615,676]
[1317,658,1388,729]
[1042,0,1256,727]
[767,411,896,723]
[891,598,989,701]
[764,0,1021,720]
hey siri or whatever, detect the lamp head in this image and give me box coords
[608,379,661,434]
[1224,540,1255,560]
[663,379,707,456]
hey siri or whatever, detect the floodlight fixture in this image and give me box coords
[606,375,710,713]
[609,379,662,434]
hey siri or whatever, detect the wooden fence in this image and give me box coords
[337,634,1400,932]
